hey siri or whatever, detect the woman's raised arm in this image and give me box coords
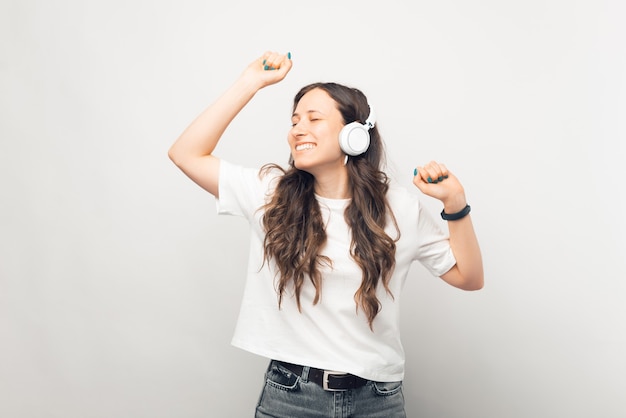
[168,51,292,197]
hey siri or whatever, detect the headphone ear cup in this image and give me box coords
[339,122,370,156]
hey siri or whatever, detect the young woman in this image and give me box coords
[169,51,483,418]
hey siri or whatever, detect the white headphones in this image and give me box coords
[338,106,376,156]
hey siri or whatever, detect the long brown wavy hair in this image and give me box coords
[261,82,399,329]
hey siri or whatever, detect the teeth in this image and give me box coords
[296,143,316,151]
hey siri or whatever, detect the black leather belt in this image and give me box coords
[276,361,368,391]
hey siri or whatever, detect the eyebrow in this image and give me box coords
[291,110,326,118]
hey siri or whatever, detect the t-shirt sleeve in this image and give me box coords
[215,160,272,220]
[414,202,457,277]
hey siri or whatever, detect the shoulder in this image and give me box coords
[219,160,285,204]
[217,160,286,217]
[259,163,286,182]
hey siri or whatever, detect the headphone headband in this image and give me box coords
[364,106,376,130]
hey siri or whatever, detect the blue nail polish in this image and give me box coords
[444,175,449,179]
[263,59,266,65]
[413,168,417,176]
[438,176,444,181]
[264,65,269,70]
[427,177,433,183]
[287,52,291,59]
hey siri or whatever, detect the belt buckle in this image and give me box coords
[322,370,348,391]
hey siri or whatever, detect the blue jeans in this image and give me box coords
[255,360,406,418]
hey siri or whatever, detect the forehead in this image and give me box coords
[293,88,339,115]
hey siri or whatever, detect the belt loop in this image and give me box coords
[300,365,310,382]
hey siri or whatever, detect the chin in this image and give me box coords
[292,159,317,174]
[293,160,310,171]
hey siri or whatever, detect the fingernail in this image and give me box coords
[264,65,269,70]
[263,59,266,65]
[413,168,418,176]
[444,175,449,179]
[287,52,291,59]
[427,177,433,183]
[438,176,444,181]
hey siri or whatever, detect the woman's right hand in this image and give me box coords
[241,51,293,90]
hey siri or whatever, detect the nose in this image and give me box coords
[291,120,307,137]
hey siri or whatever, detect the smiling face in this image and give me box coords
[288,88,346,175]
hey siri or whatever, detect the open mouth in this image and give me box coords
[295,143,316,151]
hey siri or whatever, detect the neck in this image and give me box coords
[312,166,351,199]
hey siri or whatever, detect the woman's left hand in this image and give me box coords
[413,161,467,213]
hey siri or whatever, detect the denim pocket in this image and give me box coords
[265,362,300,391]
[372,380,403,396]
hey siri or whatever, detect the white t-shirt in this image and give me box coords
[216,160,456,382]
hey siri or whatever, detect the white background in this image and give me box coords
[1,0,625,417]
